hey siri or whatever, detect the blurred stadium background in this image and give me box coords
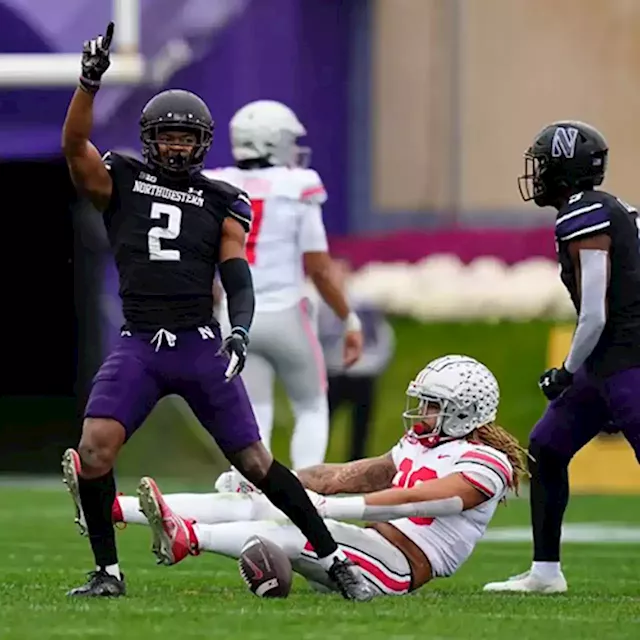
[1,0,639,495]
[2,3,640,638]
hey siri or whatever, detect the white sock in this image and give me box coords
[101,564,121,580]
[290,396,329,469]
[118,493,285,526]
[193,521,306,559]
[531,561,562,580]
[117,496,147,525]
[316,547,348,571]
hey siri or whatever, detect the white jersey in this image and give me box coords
[203,166,329,312]
[389,436,513,577]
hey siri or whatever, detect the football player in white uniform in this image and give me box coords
[107,355,528,596]
[204,100,363,469]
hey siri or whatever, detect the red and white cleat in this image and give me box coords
[137,477,199,566]
[61,448,87,536]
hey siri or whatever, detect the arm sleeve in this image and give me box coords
[556,203,611,242]
[564,249,608,373]
[219,258,255,334]
[453,447,513,498]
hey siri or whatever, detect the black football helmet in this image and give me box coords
[518,120,608,207]
[140,89,214,175]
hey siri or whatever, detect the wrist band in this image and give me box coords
[345,312,362,333]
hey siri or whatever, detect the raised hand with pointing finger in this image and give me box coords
[80,22,114,94]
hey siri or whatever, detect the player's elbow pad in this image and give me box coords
[219,257,255,334]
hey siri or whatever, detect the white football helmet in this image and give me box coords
[229,100,310,167]
[403,355,499,446]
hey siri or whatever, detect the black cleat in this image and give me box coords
[66,570,126,597]
[328,558,375,602]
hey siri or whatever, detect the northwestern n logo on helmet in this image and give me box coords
[551,127,579,158]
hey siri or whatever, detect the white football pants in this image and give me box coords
[118,493,411,596]
[219,299,329,469]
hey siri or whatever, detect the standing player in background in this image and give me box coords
[485,121,640,594]
[60,23,373,602]
[319,259,395,461]
[205,100,363,470]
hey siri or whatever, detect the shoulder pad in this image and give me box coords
[205,180,252,233]
[296,168,327,205]
[456,442,514,484]
[227,190,253,232]
[102,151,146,182]
[102,150,143,174]
[102,150,120,171]
[556,191,611,242]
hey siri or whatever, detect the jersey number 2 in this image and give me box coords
[148,202,182,261]
[395,458,438,526]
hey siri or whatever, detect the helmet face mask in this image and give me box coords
[140,90,214,177]
[141,124,212,175]
[518,151,552,206]
[403,394,480,444]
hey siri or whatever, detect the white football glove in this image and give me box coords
[214,468,259,494]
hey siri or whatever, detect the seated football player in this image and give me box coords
[94,355,527,597]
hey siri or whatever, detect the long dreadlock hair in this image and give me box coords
[470,422,530,497]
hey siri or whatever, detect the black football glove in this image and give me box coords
[219,328,249,381]
[79,21,114,94]
[539,365,573,401]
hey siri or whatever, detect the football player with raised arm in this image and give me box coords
[60,22,373,602]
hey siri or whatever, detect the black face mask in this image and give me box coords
[517,153,560,207]
[141,124,212,176]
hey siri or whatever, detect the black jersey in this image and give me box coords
[102,152,252,331]
[555,189,640,376]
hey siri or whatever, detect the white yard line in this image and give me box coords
[483,524,640,543]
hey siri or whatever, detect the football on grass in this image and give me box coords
[239,535,293,598]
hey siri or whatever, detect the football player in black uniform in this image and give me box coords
[61,22,374,601]
[484,120,640,593]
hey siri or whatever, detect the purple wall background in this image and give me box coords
[0,0,352,234]
[0,0,554,249]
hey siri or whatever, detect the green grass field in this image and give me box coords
[1,484,639,640]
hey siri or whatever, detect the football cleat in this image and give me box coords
[328,557,376,602]
[483,570,568,593]
[67,570,126,597]
[137,476,199,566]
[61,448,87,536]
[61,448,126,534]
